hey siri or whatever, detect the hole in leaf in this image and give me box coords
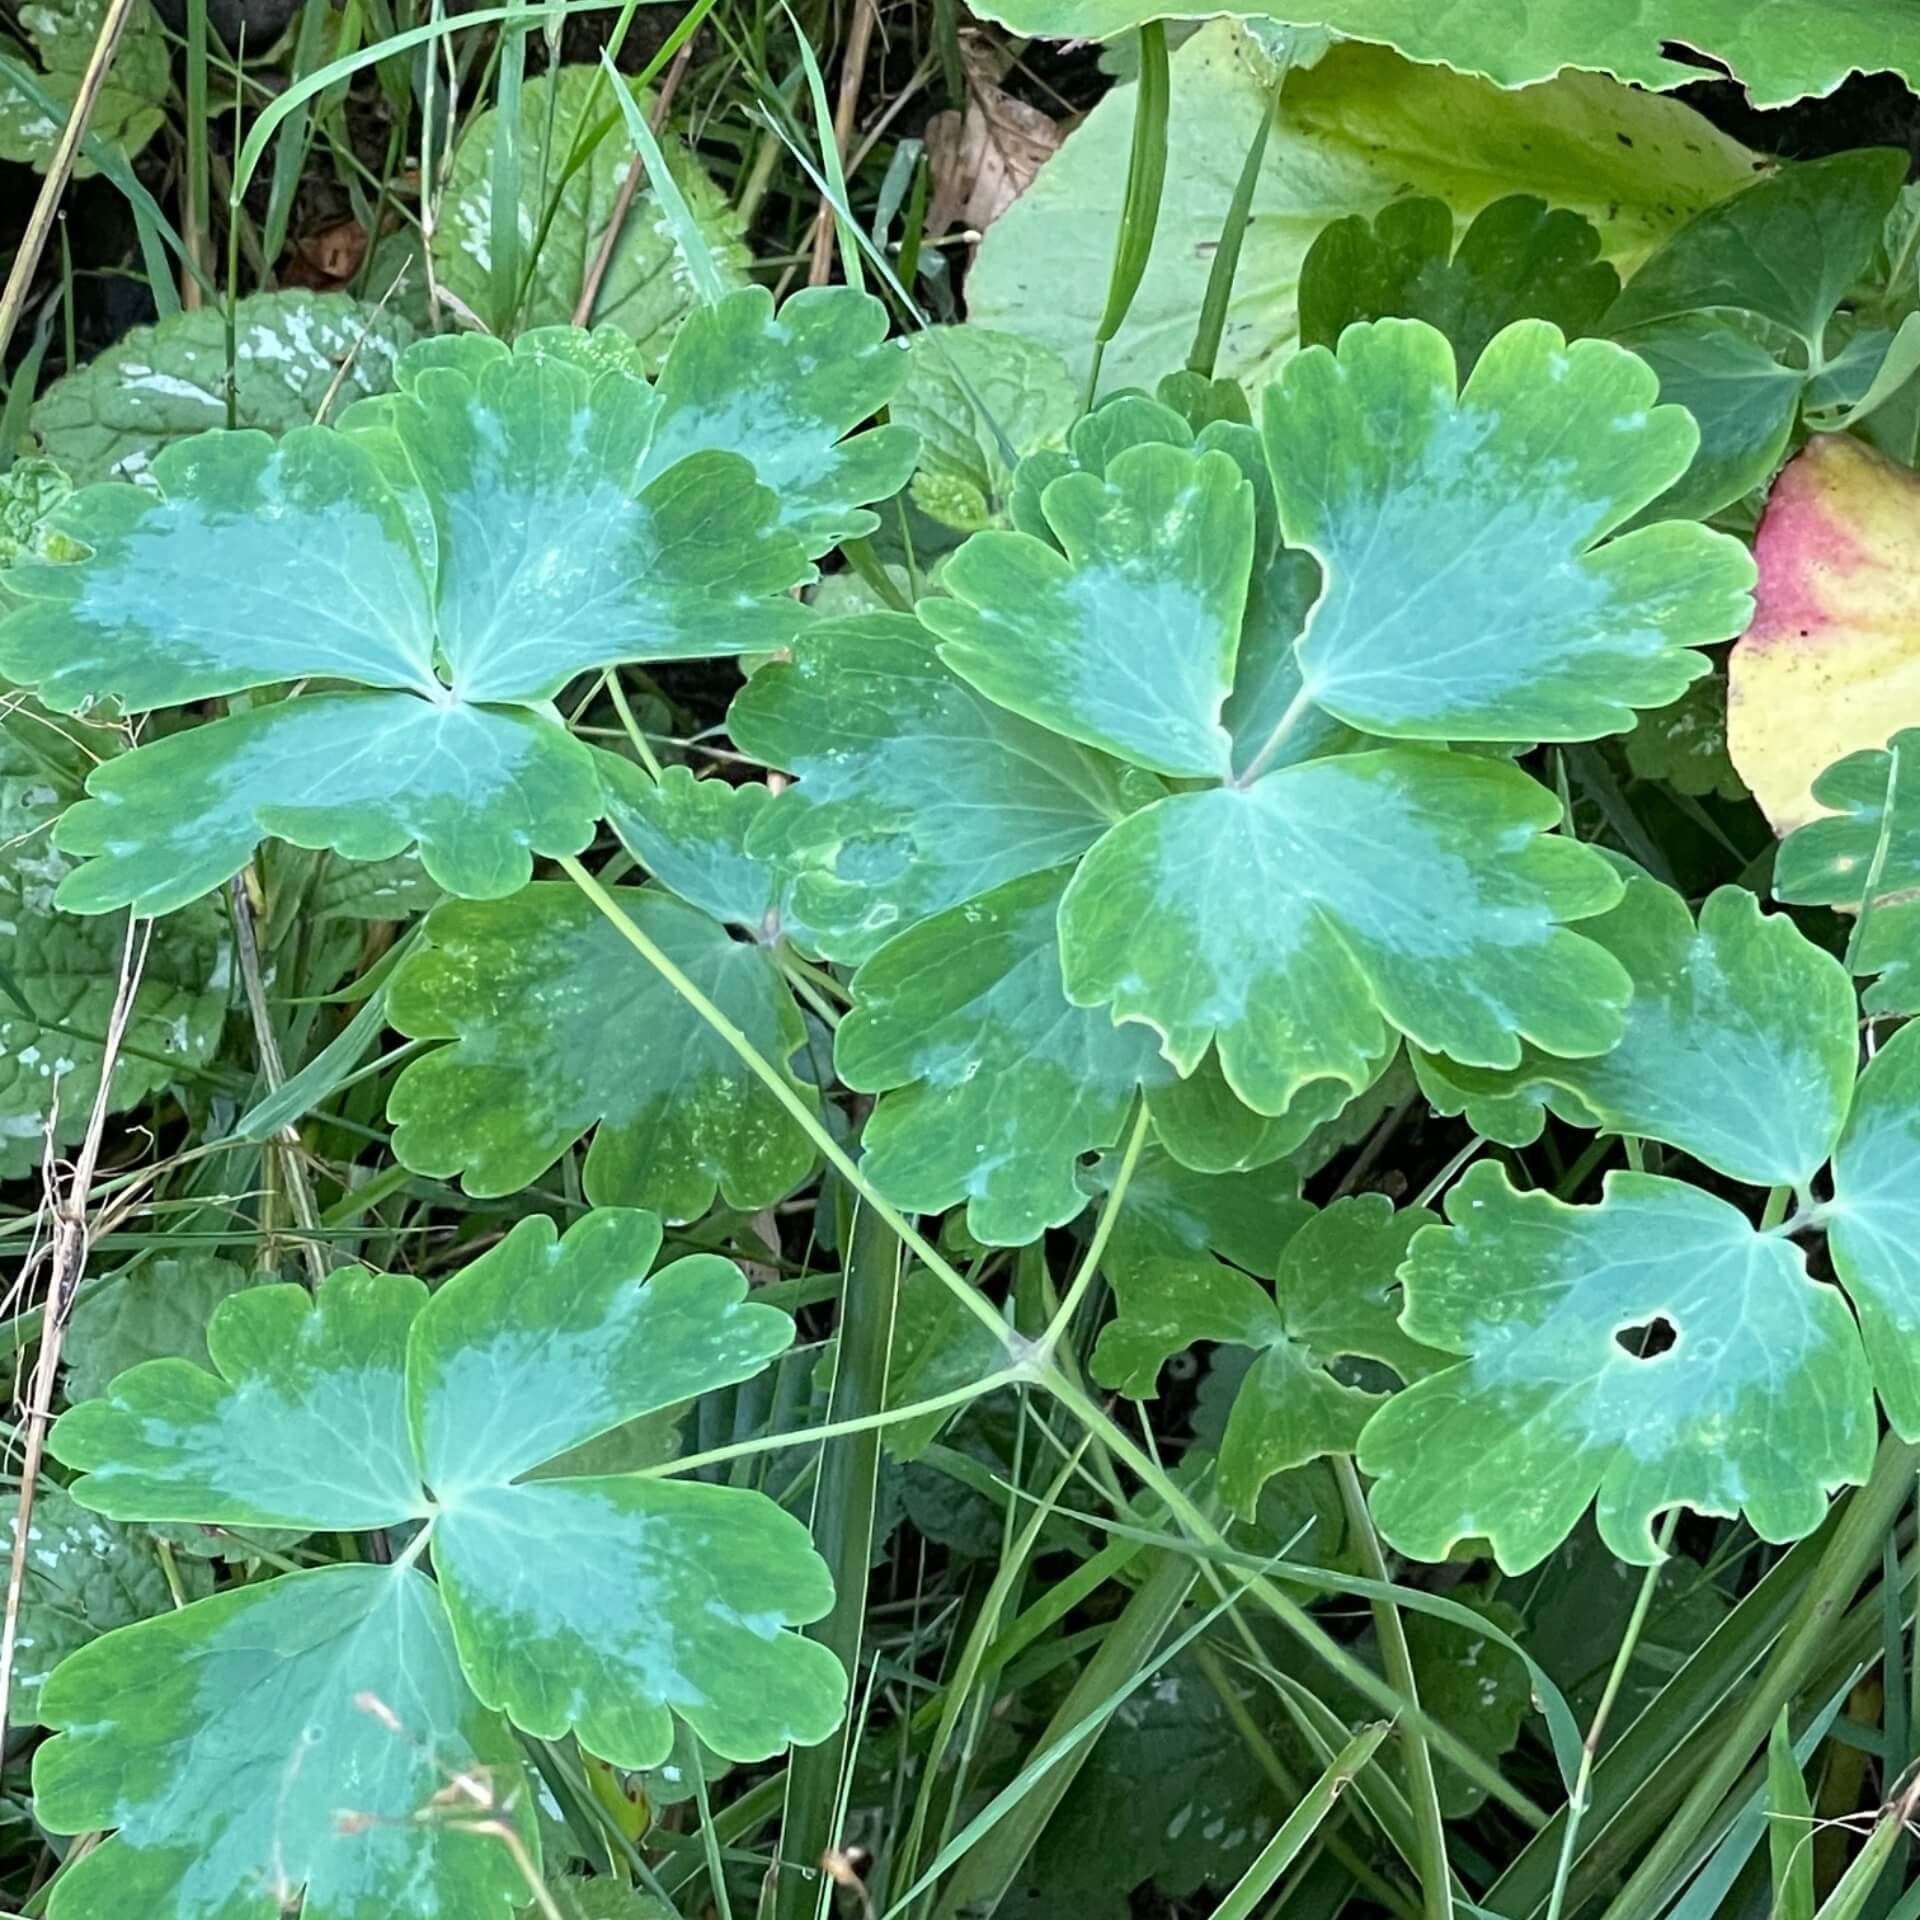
[1615,1315,1678,1359]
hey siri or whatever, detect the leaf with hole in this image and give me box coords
[1359,1164,1877,1571]
[387,882,817,1220]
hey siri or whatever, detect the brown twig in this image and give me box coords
[0,0,145,363]
[808,0,879,286]
[0,914,150,1737]
[573,44,696,328]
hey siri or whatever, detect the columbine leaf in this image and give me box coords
[8,1484,211,1729]
[729,613,1134,962]
[1729,434,1920,833]
[63,1254,262,1403]
[1,289,908,914]
[413,1212,845,1765]
[1826,1022,1920,1436]
[1092,1195,1440,1514]
[1359,1164,1876,1571]
[387,883,816,1219]
[33,1564,534,1920]
[837,868,1171,1244]
[1058,749,1628,1122]
[29,291,414,485]
[51,1271,429,1530]
[923,440,1252,777]
[0,695,229,1170]
[965,26,1758,396]
[1606,153,1908,521]
[407,1211,789,1491]
[432,66,748,349]
[1266,317,1754,742]
[1105,1145,1314,1280]
[1299,193,1619,373]
[891,325,1078,532]
[1775,729,1920,1013]
[1413,874,1859,1188]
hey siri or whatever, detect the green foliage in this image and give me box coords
[0,0,167,171]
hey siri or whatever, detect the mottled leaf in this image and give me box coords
[388,883,816,1220]
[1413,875,1858,1187]
[1624,669,1745,800]
[1360,1164,1875,1571]
[1058,749,1628,1122]
[0,0,167,172]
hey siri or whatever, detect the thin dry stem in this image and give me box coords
[807,0,879,285]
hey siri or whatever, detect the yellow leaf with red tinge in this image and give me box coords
[1729,435,1920,832]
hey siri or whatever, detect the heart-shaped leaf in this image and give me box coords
[1092,1195,1440,1513]
[1058,748,1629,1121]
[1359,1164,1875,1571]
[387,883,817,1219]
[1414,873,1859,1188]
[0,290,908,915]
[729,614,1134,963]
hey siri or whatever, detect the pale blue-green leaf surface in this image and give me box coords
[1360,1165,1875,1571]
[33,1565,533,1920]
[1058,748,1628,1120]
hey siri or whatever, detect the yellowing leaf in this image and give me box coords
[1728,434,1920,831]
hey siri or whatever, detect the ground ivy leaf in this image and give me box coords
[1826,1022,1920,1436]
[8,1484,212,1730]
[0,695,229,1170]
[922,441,1253,778]
[1360,1164,1876,1572]
[432,1474,845,1768]
[33,1564,534,1920]
[838,867,1171,1245]
[1299,194,1620,374]
[409,1211,792,1495]
[387,882,817,1219]
[1267,317,1755,742]
[635,285,916,555]
[1094,1196,1439,1514]
[0,0,167,173]
[63,1253,262,1404]
[599,756,790,938]
[1058,748,1628,1120]
[891,324,1078,532]
[432,66,748,351]
[29,291,413,486]
[730,613,1132,963]
[1404,1587,1532,1817]
[1413,874,1858,1187]
[51,1271,429,1530]
[50,691,607,916]
[1775,729,1920,1013]
[1624,667,1745,800]
[1730,435,1920,834]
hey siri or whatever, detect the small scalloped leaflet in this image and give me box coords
[965,26,1759,397]
[432,66,749,349]
[1358,1164,1877,1573]
[0,0,168,172]
[1299,194,1619,375]
[386,881,818,1220]
[1091,1196,1441,1515]
[0,289,910,916]
[1775,727,1920,1012]
[1729,433,1920,833]
[37,1211,846,1918]
[0,691,230,1177]
[1412,872,1858,1188]
[960,0,1920,108]
[30,292,416,487]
